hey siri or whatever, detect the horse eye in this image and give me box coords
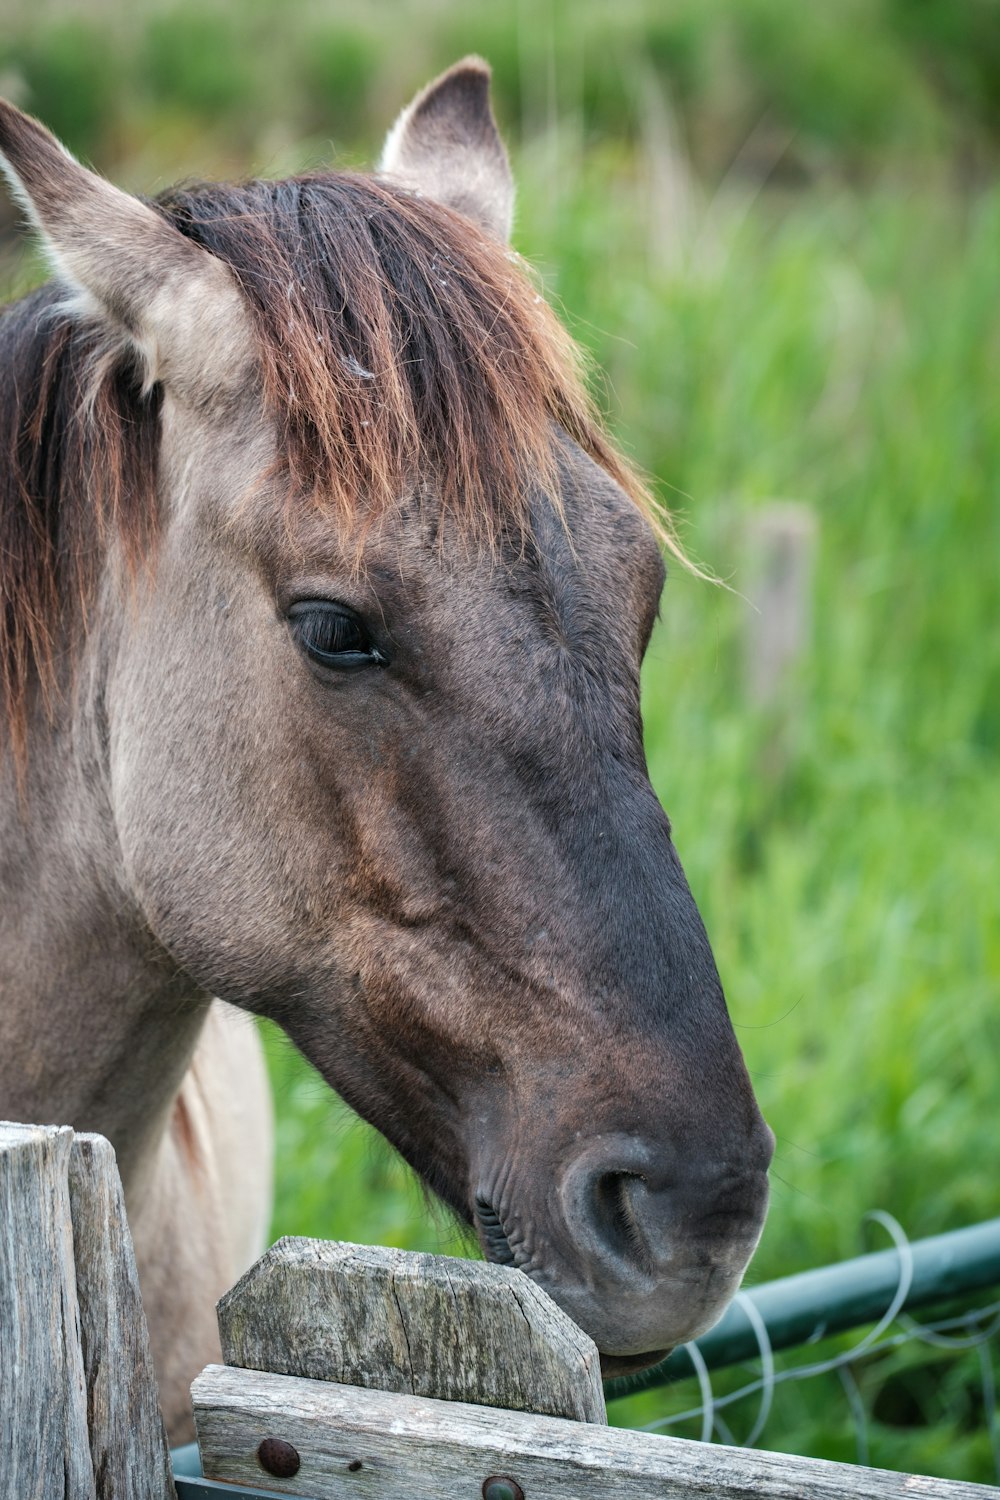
[287,601,386,669]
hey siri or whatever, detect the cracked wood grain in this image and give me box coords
[0,1121,95,1500]
[68,1133,176,1499]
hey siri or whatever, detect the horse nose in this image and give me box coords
[556,1128,772,1349]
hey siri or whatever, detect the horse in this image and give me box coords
[0,59,773,1442]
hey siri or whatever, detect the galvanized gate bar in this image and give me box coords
[175,1478,290,1500]
[607,1216,1000,1397]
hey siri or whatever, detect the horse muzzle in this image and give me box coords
[475,1124,773,1362]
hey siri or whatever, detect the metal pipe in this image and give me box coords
[605,1217,1000,1401]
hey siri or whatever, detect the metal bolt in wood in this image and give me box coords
[482,1477,524,1500]
[256,1436,300,1478]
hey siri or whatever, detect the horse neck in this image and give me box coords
[0,678,208,1205]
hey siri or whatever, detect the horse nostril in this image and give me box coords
[592,1170,651,1271]
[560,1132,770,1288]
[549,1134,772,1356]
[558,1135,667,1280]
[475,1194,516,1266]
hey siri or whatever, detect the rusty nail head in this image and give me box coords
[482,1478,524,1500]
[256,1437,301,1478]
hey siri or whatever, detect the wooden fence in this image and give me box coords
[2,1120,997,1500]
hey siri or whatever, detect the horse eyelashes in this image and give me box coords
[301,607,364,655]
[287,601,385,670]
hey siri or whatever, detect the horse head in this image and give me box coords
[0,60,771,1374]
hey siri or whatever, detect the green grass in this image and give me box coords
[2,2,997,1480]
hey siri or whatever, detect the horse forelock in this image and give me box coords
[155,171,647,531]
[0,167,667,755]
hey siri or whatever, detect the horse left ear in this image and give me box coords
[379,57,514,243]
[0,99,252,398]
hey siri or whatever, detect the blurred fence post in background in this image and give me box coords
[744,502,817,710]
[635,61,694,276]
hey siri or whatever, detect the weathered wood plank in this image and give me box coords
[0,1120,95,1500]
[193,1363,996,1500]
[68,1132,176,1499]
[218,1239,605,1423]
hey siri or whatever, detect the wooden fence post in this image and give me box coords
[0,1121,175,1500]
[0,1122,95,1500]
[68,1133,177,1499]
[216,1237,605,1423]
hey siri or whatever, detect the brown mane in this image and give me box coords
[0,169,663,751]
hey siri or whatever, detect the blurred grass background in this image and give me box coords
[2,0,997,1481]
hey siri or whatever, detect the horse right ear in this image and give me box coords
[0,99,253,399]
[379,57,515,243]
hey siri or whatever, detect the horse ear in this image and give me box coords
[379,57,514,243]
[0,99,251,397]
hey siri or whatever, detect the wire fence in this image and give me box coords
[615,1213,1000,1480]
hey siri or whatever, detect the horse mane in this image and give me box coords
[0,169,667,751]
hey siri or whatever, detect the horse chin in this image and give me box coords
[599,1348,672,1381]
